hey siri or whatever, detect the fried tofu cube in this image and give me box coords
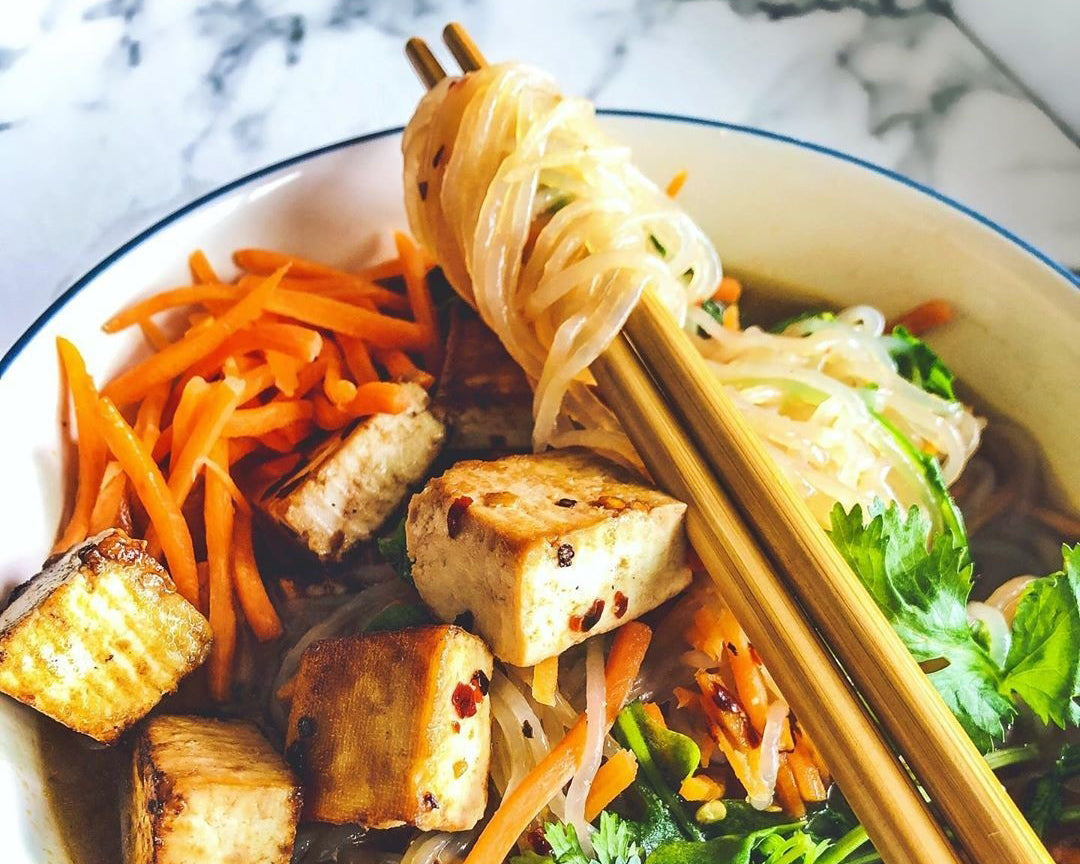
[260,382,445,561]
[286,625,492,830]
[407,449,691,666]
[0,530,211,743]
[435,305,533,453]
[124,716,301,864]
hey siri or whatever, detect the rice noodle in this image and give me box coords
[986,575,1039,626]
[751,700,790,811]
[403,63,982,530]
[401,830,477,864]
[564,637,607,851]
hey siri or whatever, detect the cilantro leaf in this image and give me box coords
[1000,546,1080,728]
[540,813,642,864]
[887,326,956,401]
[376,516,413,583]
[546,821,591,864]
[829,502,1012,751]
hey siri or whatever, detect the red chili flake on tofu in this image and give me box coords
[447,496,473,539]
[710,683,740,714]
[555,498,577,508]
[451,721,461,733]
[613,591,629,618]
[570,598,605,632]
[452,682,479,718]
[557,543,575,567]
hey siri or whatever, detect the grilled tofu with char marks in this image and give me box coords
[260,382,445,562]
[0,530,211,743]
[407,449,690,666]
[124,715,301,864]
[435,304,533,453]
[286,625,492,830]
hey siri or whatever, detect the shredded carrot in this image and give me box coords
[641,701,668,729]
[337,334,379,384]
[395,231,442,371]
[713,276,742,304]
[167,377,244,508]
[87,462,128,535]
[228,437,259,465]
[239,363,276,404]
[585,749,639,821]
[282,276,410,314]
[102,268,285,405]
[787,739,827,802]
[345,381,413,417]
[232,505,283,641]
[266,350,301,396]
[96,397,199,605]
[312,393,352,431]
[54,338,108,552]
[321,339,358,406]
[135,382,170,448]
[189,250,219,284]
[168,377,210,467]
[205,439,237,702]
[464,623,651,864]
[260,418,313,453]
[276,674,298,703]
[374,347,435,389]
[774,756,806,818]
[266,288,428,349]
[233,248,345,279]
[225,400,313,438]
[293,355,330,398]
[356,257,405,281]
[719,607,769,733]
[139,318,170,350]
[103,285,235,333]
[532,655,559,706]
[665,169,688,198]
[890,299,953,336]
[722,304,740,332]
[251,453,301,487]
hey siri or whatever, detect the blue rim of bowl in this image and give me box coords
[3,109,1077,378]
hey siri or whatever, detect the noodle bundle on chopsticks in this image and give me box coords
[403,62,982,530]
[403,63,720,459]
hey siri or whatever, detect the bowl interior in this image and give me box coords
[0,115,1077,863]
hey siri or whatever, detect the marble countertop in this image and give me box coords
[1,0,1077,356]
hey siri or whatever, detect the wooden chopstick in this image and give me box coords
[402,25,1031,864]
[590,335,962,864]
[625,288,1053,864]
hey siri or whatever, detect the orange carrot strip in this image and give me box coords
[337,334,378,384]
[102,285,236,333]
[532,655,559,707]
[201,456,251,513]
[790,736,828,802]
[88,462,128,535]
[280,276,411,314]
[260,418,313,452]
[167,377,245,508]
[294,355,330,398]
[189,250,219,284]
[584,749,639,821]
[463,623,651,864]
[229,437,259,464]
[265,288,428,349]
[239,363,276,404]
[395,232,442,371]
[774,756,806,817]
[54,338,109,552]
[233,248,345,279]
[311,393,351,431]
[719,607,769,734]
[97,397,199,605]
[168,377,210,469]
[181,322,321,384]
[712,276,742,304]
[135,382,170,449]
[722,305,740,332]
[102,269,285,405]
[665,169,688,198]
[205,438,237,702]
[374,347,435,389]
[679,774,725,802]
[232,505,283,641]
[356,257,404,281]
[224,400,313,438]
[889,299,953,336]
[139,318,170,351]
[266,350,300,396]
[252,453,301,487]
[321,340,358,406]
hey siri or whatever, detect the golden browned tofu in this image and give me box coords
[435,304,533,452]
[0,530,211,743]
[286,625,492,830]
[124,716,301,864]
[261,382,445,561]
[407,449,690,666]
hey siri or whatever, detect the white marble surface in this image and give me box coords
[1,0,1078,356]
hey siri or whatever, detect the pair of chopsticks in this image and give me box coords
[406,24,1051,864]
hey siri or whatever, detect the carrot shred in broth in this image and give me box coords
[53,237,441,688]
[665,168,688,198]
[889,299,953,336]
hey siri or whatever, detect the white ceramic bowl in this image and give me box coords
[0,112,1077,862]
